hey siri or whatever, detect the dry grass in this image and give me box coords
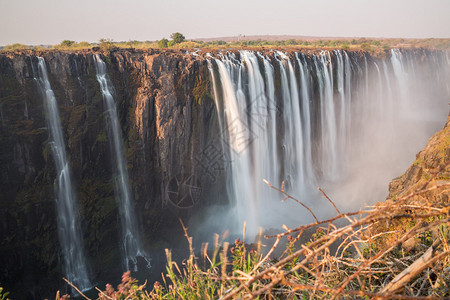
[60,161,449,299]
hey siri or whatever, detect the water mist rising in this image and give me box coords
[207,49,449,238]
[36,57,91,290]
[93,55,150,271]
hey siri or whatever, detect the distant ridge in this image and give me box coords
[193,35,367,42]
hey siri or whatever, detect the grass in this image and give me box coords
[2,38,450,53]
[58,165,450,299]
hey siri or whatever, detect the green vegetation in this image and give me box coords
[360,42,371,51]
[60,40,75,47]
[170,32,185,44]
[98,38,115,54]
[158,33,187,48]
[2,35,449,53]
[340,43,350,50]
[158,38,169,48]
[53,40,91,50]
[0,287,10,300]
[58,177,450,299]
[2,43,31,51]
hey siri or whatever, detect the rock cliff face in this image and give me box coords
[387,115,449,205]
[0,48,448,298]
[0,49,221,298]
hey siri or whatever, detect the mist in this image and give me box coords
[191,49,450,242]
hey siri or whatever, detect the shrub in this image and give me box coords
[341,43,350,50]
[170,32,185,44]
[158,38,168,48]
[61,177,450,299]
[371,40,381,46]
[98,38,114,54]
[286,39,297,45]
[3,43,30,51]
[79,42,90,48]
[360,42,371,50]
[0,287,10,300]
[60,40,75,47]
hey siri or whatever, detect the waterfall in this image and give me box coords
[208,49,450,237]
[93,55,150,272]
[36,57,91,291]
[296,53,314,182]
[277,51,306,191]
[314,52,339,180]
[390,49,409,115]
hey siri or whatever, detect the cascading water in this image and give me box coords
[277,51,306,191]
[295,53,315,182]
[36,57,91,290]
[314,52,339,180]
[208,49,450,237]
[93,54,150,271]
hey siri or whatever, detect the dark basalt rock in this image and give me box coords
[0,50,221,298]
[0,47,445,298]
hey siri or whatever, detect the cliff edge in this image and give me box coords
[387,115,449,206]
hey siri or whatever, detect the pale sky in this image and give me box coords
[1,0,449,46]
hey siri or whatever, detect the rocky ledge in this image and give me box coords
[387,115,449,206]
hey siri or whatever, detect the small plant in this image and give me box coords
[60,40,75,48]
[3,43,30,51]
[99,38,114,54]
[371,40,381,46]
[158,38,168,48]
[360,43,371,51]
[341,43,350,50]
[0,287,10,300]
[61,163,450,299]
[98,271,146,300]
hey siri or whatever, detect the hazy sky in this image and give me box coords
[1,0,449,46]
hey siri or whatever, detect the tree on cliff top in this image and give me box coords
[99,38,114,54]
[60,40,75,47]
[158,38,169,48]
[170,32,185,44]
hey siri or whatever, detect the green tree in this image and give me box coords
[60,40,75,47]
[158,38,168,48]
[170,32,185,44]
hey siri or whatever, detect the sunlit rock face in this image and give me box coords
[0,48,448,298]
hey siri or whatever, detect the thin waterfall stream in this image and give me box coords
[36,57,91,291]
[93,54,150,272]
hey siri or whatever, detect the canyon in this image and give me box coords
[0,47,448,298]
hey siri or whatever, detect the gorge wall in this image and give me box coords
[0,49,221,298]
[0,48,448,298]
